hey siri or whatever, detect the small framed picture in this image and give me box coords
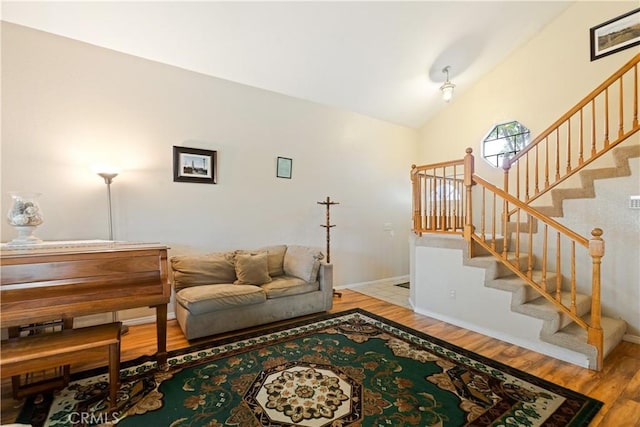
[590,8,640,61]
[276,157,292,179]
[173,146,217,184]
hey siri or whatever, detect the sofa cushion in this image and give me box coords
[257,245,287,277]
[171,252,236,291]
[234,252,272,286]
[283,245,324,283]
[261,276,319,299]
[176,284,266,315]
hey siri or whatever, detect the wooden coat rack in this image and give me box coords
[318,196,341,297]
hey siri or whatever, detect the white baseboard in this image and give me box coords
[336,275,409,290]
[413,306,590,369]
[623,333,640,344]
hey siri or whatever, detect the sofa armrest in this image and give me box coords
[318,263,333,289]
[318,262,334,309]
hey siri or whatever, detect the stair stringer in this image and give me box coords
[533,143,640,218]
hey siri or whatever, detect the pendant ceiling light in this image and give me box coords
[440,66,455,102]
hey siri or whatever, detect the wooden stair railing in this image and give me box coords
[469,174,605,370]
[505,53,640,208]
[410,154,469,236]
[412,148,606,370]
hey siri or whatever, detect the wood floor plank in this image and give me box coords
[2,289,638,426]
[597,398,640,427]
[624,367,640,403]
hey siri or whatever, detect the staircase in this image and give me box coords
[412,231,627,369]
[410,53,639,370]
[471,235,626,370]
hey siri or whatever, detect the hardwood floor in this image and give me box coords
[2,289,639,426]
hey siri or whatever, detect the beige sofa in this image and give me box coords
[170,245,333,340]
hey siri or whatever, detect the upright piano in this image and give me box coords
[0,241,171,367]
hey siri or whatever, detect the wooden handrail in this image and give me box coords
[411,158,465,174]
[472,175,589,247]
[511,53,639,164]
[506,53,639,207]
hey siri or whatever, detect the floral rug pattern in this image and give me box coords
[22,309,602,426]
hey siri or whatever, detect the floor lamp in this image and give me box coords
[97,171,129,335]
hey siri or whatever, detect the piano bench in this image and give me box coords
[0,322,122,406]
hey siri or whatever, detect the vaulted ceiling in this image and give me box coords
[1,1,571,128]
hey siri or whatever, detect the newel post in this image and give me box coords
[501,155,512,258]
[588,227,605,370]
[501,155,512,193]
[411,165,421,236]
[463,148,475,255]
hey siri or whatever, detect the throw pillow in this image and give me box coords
[234,252,272,286]
[283,245,324,283]
[170,251,236,291]
[257,245,287,277]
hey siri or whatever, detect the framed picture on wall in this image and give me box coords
[173,146,217,184]
[590,8,640,61]
[276,157,292,179]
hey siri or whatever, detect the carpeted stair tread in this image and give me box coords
[505,218,538,233]
[471,238,505,256]
[543,315,627,368]
[532,144,640,217]
[487,271,557,303]
[466,253,531,275]
[517,293,591,322]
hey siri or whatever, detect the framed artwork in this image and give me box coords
[590,8,640,61]
[173,146,217,184]
[276,157,292,179]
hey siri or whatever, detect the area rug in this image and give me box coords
[19,309,601,426]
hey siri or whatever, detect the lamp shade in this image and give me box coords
[440,81,455,102]
[97,172,118,185]
[439,66,455,102]
[95,162,120,185]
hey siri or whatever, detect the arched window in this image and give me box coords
[482,121,530,168]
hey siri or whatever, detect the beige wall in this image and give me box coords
[418,1,640,338]
[1,22,417,292]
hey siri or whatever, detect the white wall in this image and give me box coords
[416,1,640,338]
[1,23,417,298]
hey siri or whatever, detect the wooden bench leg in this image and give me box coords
[108,340,121,408]
[11,376,21,400]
